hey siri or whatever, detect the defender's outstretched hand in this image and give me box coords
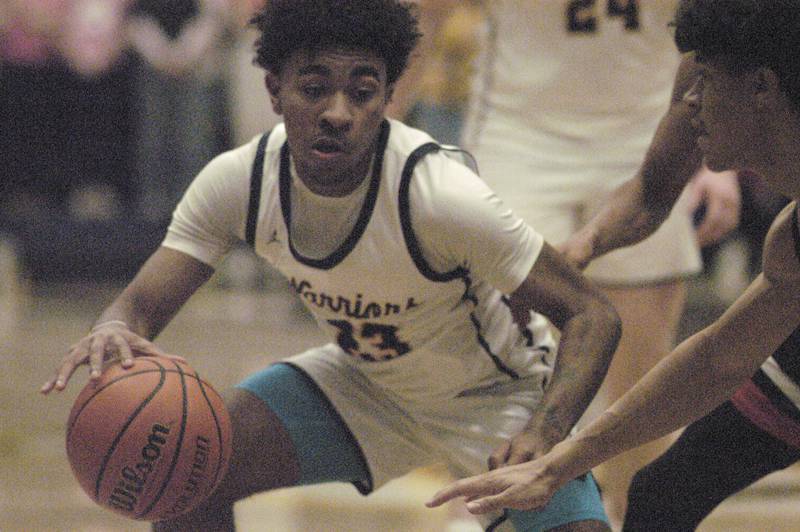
[426,459,563,514]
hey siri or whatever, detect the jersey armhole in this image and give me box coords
[399,142,475,282]
[245,131,272,248]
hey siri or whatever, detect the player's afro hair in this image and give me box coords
[673,0,800,110]
[251,0,421,86]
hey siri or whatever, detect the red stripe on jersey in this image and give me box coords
[731,379,800,449]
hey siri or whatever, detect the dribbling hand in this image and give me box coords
[40,322,184,394]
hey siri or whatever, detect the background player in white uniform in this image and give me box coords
[426,1,800,527]
[42,1,623,531]
[400,1,741,525]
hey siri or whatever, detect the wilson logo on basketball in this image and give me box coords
[108,423,170,512]
[167,435,212,516]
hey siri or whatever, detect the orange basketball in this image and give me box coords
[66,356,232,521]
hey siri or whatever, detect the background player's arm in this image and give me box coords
[497,242,622,467]
[560,53,739,268]
[386,0,463,119]
[41,247,214,393]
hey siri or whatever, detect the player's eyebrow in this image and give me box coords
[298,64,331,77]
[350,65,381,80]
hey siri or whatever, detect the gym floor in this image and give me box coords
[2,254,799,531]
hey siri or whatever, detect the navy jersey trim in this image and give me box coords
[465,285,520,380]
[278,120,390,270]
[398,142,467,282]
[399,144,520,380]
[485,510,509,532]
[793,203,800,265]
[245,130,272,248]
[751,368,800,424]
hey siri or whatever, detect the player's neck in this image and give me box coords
[748,112,800,200]
[294,154,374,198]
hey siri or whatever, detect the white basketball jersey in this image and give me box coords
[245,121,553,404]
[463,0,681,169]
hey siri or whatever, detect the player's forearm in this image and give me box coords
[538,328,733,482]
[571,178,669,265]
[526,298,621,446]
[552,277,798,474]
[96,247,215,340]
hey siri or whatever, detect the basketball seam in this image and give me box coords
[66,359,164,439]
[193,370,227,489]
[68,369,216,439]
[93,361,167,500]
[137,360,189,519]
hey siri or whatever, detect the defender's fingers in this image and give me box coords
[426,477,498,508]
[465,492,514,514]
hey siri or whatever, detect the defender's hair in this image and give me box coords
[673,0,800,110]
[250,0,421,85]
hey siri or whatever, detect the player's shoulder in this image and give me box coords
[199,126,287,185]
[763,201,800,283]
[385,119,480,181]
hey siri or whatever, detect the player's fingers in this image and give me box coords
[504,448,534,467]
[49,352,84,392]
[116,336,135,368]
[426,477,497,508]
[127,335,184,362]
[40,376,57,394]
[88,335,108,381]
[488,441,511,470]
[464,492,513,514]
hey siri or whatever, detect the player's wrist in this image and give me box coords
[90,319,130,333]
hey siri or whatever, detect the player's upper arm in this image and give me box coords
[410,157,543,294]
[164,148,251,266]
[510,242,618,331]
[640,53,704,212]
[119,246,215,337]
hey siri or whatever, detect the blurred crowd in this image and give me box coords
[0,1,788,287]
[0,0,280,280]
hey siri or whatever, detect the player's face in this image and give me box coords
[689,56,761,173]
[266,47,390,196]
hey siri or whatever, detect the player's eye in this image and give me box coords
[302,85,325,99]
[351,85,377,103]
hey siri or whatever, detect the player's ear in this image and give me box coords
[753,66,781,110]
[265,71,283,114]
[385,82,396,104]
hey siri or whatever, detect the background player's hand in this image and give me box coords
[40,322,182,394]
[489,430,552,470]
[686,167,741,248]
[426,458,560,514]
[556,232,593,271]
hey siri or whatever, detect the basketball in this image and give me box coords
[65,356,232,522]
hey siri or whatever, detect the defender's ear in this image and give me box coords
[753,66,782,110]
[265,71,283,114]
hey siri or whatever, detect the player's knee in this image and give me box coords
[217,387,302,498]
[545,519,610,532]
[151,502,234,531]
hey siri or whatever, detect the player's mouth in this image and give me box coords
[311,138,346,160]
